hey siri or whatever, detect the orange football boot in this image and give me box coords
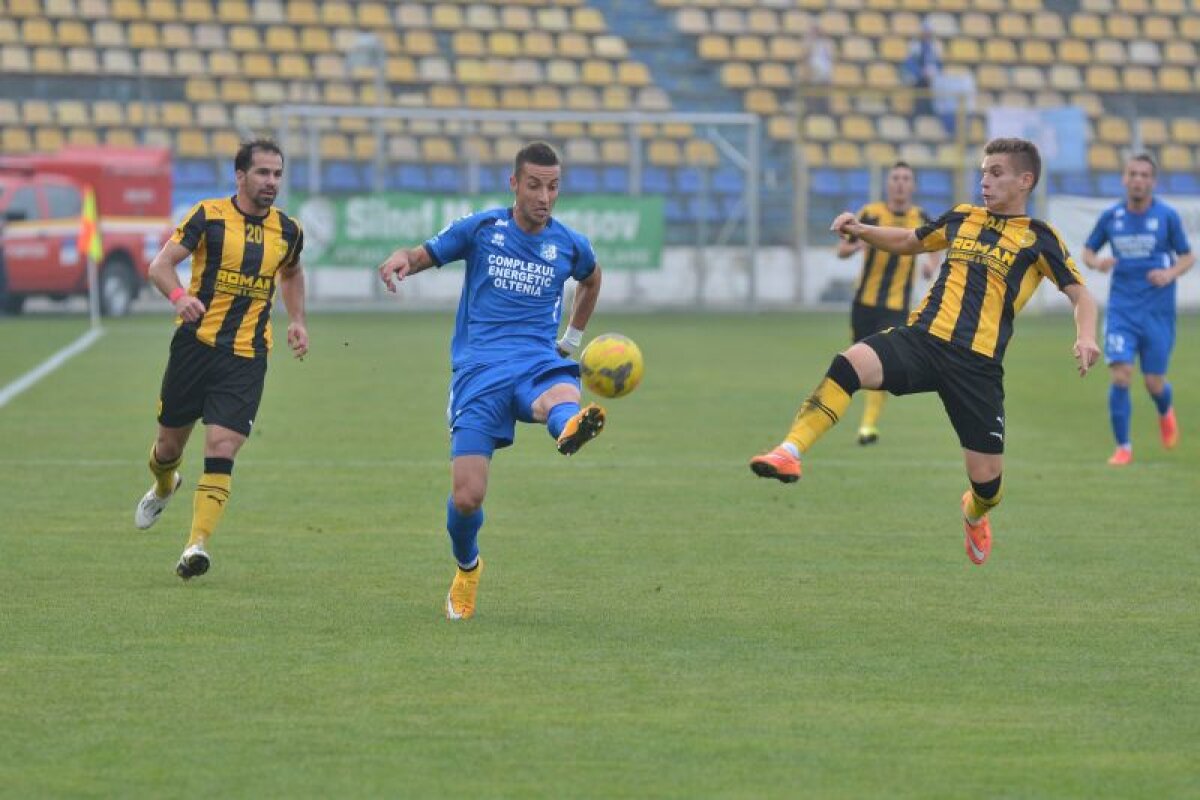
[1159,408,1179,449]
[556,403,606,456]
[749,446,802,483]
[961,491,992,566]
[1107,447,1133,466]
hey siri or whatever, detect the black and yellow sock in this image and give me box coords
[187,458,233,549]
[784,354,861,453]
[148,444,182,497]
[966,475,1003,522]
[861,390,886,430]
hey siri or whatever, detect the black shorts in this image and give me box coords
[850,302,909,343]
[158,328,268,436]
[861,326,1006,454]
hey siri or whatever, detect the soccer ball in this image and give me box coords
[579,333,644,399]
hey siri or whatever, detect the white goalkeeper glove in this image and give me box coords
[556,325,584,356]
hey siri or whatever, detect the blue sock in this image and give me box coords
[1109,384,1132,447]
[1150,382,1173,416]
[446,496,483,568]
[546,401,579,439]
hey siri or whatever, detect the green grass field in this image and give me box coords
[1,311,1197,798]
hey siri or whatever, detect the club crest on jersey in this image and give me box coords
[1146,218,1159,231]
[540,243,557,261]
[491,232,505,247]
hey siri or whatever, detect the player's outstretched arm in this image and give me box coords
[557,265,602,356]
[378,245,435,293]
[831,213,923,255]
[1063,283,1101,377]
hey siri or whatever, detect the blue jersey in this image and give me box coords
[424,207,597,368]
[1085,198,1191,316]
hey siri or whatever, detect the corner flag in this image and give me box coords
[78,186,103,263]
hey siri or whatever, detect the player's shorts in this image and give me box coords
[447,354,581,458]
[158,327,267,437]
[850,302,909,343]
[862,325,1006,454]
[1104,308,1175,375]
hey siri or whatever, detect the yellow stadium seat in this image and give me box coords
[947,38,981,63]
[817,10,851,36]
[581,59,615,85]
[1137,118,1169,146]
[841,36,876,62]
[618,61,651,87]
[1028,12,1064,38]
[499,6,532,29]
[1094,39,1125,64]
[172,49,205,75]
[1152,0,1184,11]
[1170,117,1200,145]
[463,4,498,30]
[228,25,260,51]
[1158,66,1192,91]
[803,115,837,141]
[180,0,209,22]
[422,137,456,164]
[102,128,136,147]
[745,8,777,34]
[711,9,746,34]
[997,13,1030,39]
[1020,40,1055,64]
[160,23,192,48]
[1058,40,1091,65]
[914,115,948,142]
[320,1,352,26]
[57,20,90,46]
[828,142,862,168]
[1070,13,1104,38]
[1182,17,1200,40]
[780,10,807,35]
[91,99,124,127]
[574,7,606,33]
[78,0,109,19]
[732,36,767,61]
[840,114,873,142]
[593,35,628,60]
[676,7,708,35]
[317,133,349,159]
[429,5,462,30]
[647,139,681,166]
[111,0,144,20]
[2,127,33,153]
[355,2,388,28]
[1163,41,1197,65]
[35,126,65,152]
[385,56,415,82]
[831,63,862,87]
[877,115,911,142]
[1123,66,1156,91]
[764,115,796,141]
[218,0,251,21]
[698,35,730,61]
[276,53,309,79]
[54,100,88,127]
[769,36,803,61]
[720,62,754,89]
[1105,13,1139,37]
[758,62,791,88]
[320,82,352,105]
[595,138,626,164]
[685,139,718,167]
[429,85,461,107]
[536,7,571,32]
[1097,117,1131,145]
[127,22,160,49]
[33,47,66,73]
[637,86,671,111]
[1141,15,1172,40]
[207,51,239,76]
[1012,66,1044,90]
[560,30,590,55]
[144,0,175,20]
[864,141,898,166]
[985,39,1019,64]
[219,78,252,103]
[545,58,578,84]
[1049,65,1082,91]
[1160,145,1193,171]
[67,128,100,147]
[299,27,332,53]
[1088,144,1120,171]
[855,10,888,36]
[22,18,55,45]
[0,19,18,45]
[405,30,438,57]
[1117,0,1149,8]
[744,88,778,115]
[195,103,228,128]
[240,52,272,78]
[498,86,531,109]
[158,102,191,128]
[878,37,908,61]
[890,11,922,36]
[464,86,497,109]
[600,85,630,110]
[1084,65,1120,91]
[64,47,99,74]
[488,32,520,58]
[564,86,599,110]
[453,31,485,57]
[93,21,125,47]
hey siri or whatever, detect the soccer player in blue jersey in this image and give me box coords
[377,142,604,620]
[1082,153,1194,466]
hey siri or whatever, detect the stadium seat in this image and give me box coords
[323,162,364,192]
[641,167,672,194]
[601,167,629,193]
[1163,172,1199,193]
[429,165,462,193]
[1158,67,1192,92]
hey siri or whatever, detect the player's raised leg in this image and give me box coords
[750,343,879,482]
[135,424,193,529]
[1147,374,1178,449]
[530,379,605,456]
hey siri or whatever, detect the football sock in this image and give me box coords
[861,390,885,430]
[1150,382,1173,416]
[446,495,484,569]
[1109,384,1132,447]
[148,444,182,498]
[966,474,1003,524]
[187,458,232,548]
[546,401,580,440]
[784,354,860,453]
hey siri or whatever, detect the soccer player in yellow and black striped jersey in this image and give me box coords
[837,161,937,445]
[133,138,309,581]
[751,138,1101,566]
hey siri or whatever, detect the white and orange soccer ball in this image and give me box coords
[579,333,644,399]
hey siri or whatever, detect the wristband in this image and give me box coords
[168,287,187,304]
[559,325,584,351]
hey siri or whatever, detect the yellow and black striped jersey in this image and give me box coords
[911,204,1083,361]
[853,202,932,311]
[171,196,303,359]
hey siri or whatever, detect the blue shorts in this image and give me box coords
[1104,309,1175,375]
[447,355,581,457]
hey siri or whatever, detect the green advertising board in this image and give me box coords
[291,192,664,270]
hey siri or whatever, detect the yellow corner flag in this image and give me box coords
[78,185,103,263]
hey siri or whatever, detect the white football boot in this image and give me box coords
[134,473,183,530]
[175,543,211,580]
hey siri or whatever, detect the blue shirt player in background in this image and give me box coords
[1082,153,1194,466]
[377,141,605,619]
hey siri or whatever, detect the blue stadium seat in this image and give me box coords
[1096,172,1123,197]
[641,167,671,194]
[174,159,218,189]
[720,195,742,217]
[1164,173,1199,194]
[675,167,704,194]
[687,196,721,223]
[569,165,600,193]
[846,169,871,197]
[323,162,365,192]
[430,165,462,193]
[1056,173,1092,195]
[921,169,952,197]
[810,168,845,197]
[601,167,628,193]
[665,196,688,225]
[478,166,509,193]
[289,161,312,191]
[389,164,428,191]
[713,168,744,195]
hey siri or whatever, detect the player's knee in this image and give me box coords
[827,353,863,394]
[1143,374,1165,395]
[1109,364,1133,388]
[452,487,484,515]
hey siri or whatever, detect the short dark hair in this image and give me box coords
[235,138,284,173]
[514,141,560,177]
[1128,152,1157,175]
[891,160,913,172]
[983,137,1041,189]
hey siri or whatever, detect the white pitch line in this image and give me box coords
[0,327,104,409]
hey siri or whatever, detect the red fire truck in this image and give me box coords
[0,146,173,316]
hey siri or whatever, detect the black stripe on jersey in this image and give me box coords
[914,274,948,330]
[186,217,225,336]
[950,258,989,349]
[179,205,206,251]
[873,252,900,306]
[215,227,265,350]
[278,211,302,268]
